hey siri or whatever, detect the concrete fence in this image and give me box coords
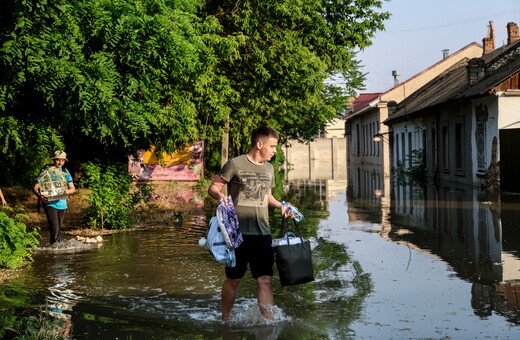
[283,137,347,181]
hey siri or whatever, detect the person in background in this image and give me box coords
[33,150,75,245]
[208,126,291,320]
[0,188,7,206]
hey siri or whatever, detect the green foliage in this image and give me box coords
[198,0,390,154]
[12,313,69,340]
[0,208,40,269]
[81,162,153,229]
[0,288,70,340]
[0,0,213,178]
[394,149,426,185]
[0,0,389,182]
[0,284,44,339]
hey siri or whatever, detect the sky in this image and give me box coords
[357,0,520,94]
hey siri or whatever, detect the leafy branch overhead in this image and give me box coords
[0,0,389,183]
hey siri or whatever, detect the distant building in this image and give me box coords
[385,22,520,192]
[345,42,484,200]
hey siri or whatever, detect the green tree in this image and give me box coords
[198,0,390,162]
[0,0,389,183]
[0,0,223,183]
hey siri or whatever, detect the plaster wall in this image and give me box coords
[284,137,346,181]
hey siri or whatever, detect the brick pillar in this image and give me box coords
[507,22,519,45]
[482,21,495,54]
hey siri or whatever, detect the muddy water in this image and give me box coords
[2,179,520,339]
[1,182,366,339]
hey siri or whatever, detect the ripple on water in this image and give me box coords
[33,238,103,253]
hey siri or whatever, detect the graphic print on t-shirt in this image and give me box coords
[236,170,272,207]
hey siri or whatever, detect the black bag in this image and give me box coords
[273,218,314,286]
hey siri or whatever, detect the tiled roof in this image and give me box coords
[347,93,381,115]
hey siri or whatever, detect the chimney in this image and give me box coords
[467,58,486,85]
[482,21,495,54]
[507,22,519,45]
[392,70,400,86]
[442,49,450,59]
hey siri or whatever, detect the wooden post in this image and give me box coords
[221,115,229,168]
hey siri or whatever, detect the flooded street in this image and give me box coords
[2,179,520,339]
[323,191,520,339]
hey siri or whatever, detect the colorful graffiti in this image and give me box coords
[128,141,203,181]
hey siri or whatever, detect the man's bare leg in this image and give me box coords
[257,275,274,320]
[222,278,240,320]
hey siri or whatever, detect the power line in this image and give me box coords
[386,9,520,33]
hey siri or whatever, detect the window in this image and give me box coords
[368,123,374,156]
[376,121,380,156]
[441,125,449,170]
[401,133,406,167]
[355,124,360,156]
[408,132,412,168]
[431,126,437,171]
[455,122,463,171]
[363,125,367,155]
[395,134,400,166]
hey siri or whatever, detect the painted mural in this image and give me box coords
[128,141,203,181]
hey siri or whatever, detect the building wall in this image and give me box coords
[433,103,474,186]
[346,108,384,167]
[390,119,425,169]
[324,118,346,138]
[498,95,520,130]
[283,137,347,181]
[470,97,499,185]
[392,102,476,187]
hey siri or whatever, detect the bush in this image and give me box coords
[0,208,40,269]
[81,162,154,229]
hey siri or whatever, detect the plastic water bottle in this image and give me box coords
[281,201,304,222]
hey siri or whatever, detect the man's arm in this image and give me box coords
[208,176,228,202]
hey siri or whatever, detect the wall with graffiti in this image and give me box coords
[128,141,203,181]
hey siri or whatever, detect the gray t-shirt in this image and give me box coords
[219,154,275,235]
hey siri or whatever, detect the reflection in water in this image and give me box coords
[347,167,520,323]
[44,260,77,337]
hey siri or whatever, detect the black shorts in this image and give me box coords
[225,234,275,280]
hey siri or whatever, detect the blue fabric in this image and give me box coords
[42,167,73,210]
[206,216,236,267]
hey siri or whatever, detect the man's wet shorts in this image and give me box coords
[225,234,274,279]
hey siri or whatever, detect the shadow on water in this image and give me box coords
[346,166,520,326]
[0,181,372,339]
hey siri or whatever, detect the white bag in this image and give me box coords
[272,232,303,247]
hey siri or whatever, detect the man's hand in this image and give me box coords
[281,204,294,219]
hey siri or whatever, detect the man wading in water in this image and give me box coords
[208,126,291,320]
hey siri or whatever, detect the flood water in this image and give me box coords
[2,178,520,339]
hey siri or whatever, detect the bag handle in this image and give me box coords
[279,216,305,244]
